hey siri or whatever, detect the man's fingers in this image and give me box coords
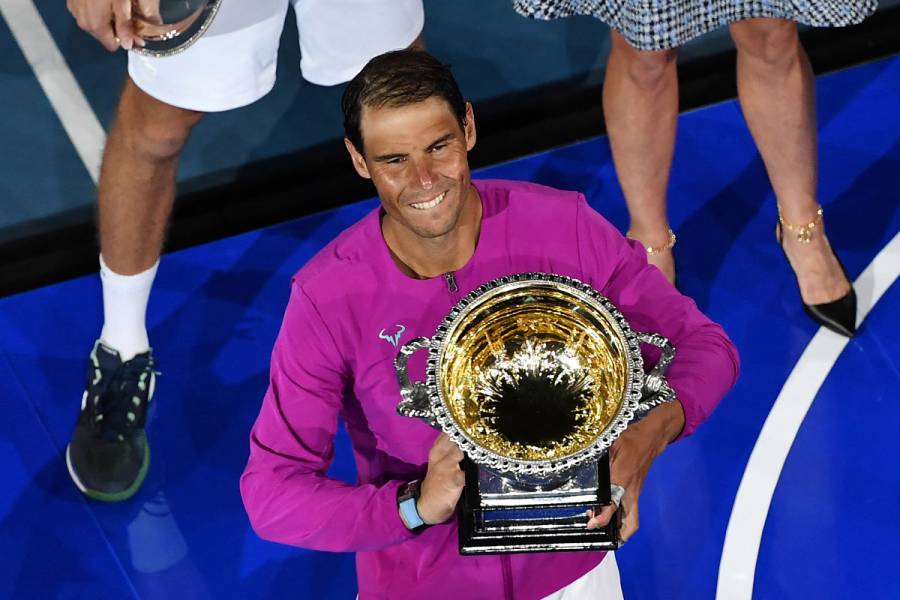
[94,27,121,52]
[448,445,464,463]
[430,434,464,463]
[113,0,134,50]
[428,434,455,461]
[428,434,451,458]
[618,494,639,542]
[134,0,163,22]
[609,438,621,460]
[586,504,616,530]
[436,449,465,474]
[84,10,119,51]
[69,1,119,51]
[620,510,639,542]
[435,433,455,450]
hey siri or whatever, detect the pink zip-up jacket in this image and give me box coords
[240,179,740,599]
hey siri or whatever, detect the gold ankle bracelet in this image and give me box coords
[778,205,823,244]
[627,229,676,256]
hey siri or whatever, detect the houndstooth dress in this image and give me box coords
[513,0,879,51]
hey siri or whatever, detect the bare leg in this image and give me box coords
[98,77,202,275]
[603,31,679,283]
[68,79,204,500]
[730,18,850,304]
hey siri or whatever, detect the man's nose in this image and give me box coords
[412,158,434,189]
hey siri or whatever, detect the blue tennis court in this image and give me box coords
[0,49,897,598]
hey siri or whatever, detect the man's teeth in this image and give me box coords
[411,192,446,210]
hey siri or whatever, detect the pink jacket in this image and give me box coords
[240,179,740,599]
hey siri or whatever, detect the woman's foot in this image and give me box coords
[777,213,851,305]
[627,227,676,285]
[776,206,856,337]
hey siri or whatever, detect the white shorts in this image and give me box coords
[128,0,425,112]
[541,553,624,600]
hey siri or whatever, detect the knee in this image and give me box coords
[730,19,800,69]
[115,81,203,161]
[138,114,201,161]
[613,41,679,90]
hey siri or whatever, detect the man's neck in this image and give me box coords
[384,185,482,279]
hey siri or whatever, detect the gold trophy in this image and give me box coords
[394,273,676,554]
[129,0,223,57]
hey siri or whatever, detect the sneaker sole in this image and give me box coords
[65,442,151,503]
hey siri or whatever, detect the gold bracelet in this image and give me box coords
[778,205,823,244]
[627,229,676,256]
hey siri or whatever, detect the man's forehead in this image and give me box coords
[360,97,459,138]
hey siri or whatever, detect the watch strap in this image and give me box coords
[398,480,429,532]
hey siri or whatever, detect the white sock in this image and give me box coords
[99,254,158,361]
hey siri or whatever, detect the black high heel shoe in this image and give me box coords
[775,208,857,338]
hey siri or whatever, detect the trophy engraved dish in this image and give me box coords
[394,272,676,554]
[130,0,223,57]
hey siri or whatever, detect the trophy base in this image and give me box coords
[458,457,621,555]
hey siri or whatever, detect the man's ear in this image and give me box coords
[344,138,371,179]
[463,102,477,152]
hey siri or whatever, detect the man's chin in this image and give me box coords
[410,224,455,240]
[404,207,457,239]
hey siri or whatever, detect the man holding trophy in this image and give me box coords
[241,50,740,598]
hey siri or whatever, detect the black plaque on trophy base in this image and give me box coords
[458,455,621,555]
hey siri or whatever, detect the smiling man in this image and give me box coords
[240,50,740,599]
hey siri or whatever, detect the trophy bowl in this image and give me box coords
[395,273,676,554]
[130,0,223,57]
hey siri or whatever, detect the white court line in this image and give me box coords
[0,0,106,183]
[717,228,900,599]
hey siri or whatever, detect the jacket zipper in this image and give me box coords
[501,555,513,600]
[444,272,458,294]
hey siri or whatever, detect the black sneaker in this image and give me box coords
[66,340,156,502]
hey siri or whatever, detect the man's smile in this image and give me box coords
[409,191,447,210]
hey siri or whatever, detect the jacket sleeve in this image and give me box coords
[240,282,418,552]
[575,196,740,439]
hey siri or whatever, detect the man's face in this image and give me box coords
[346,97,477,241]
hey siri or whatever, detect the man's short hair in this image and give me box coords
[342,49,467,154]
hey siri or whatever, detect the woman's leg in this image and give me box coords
[603,31,679,283]
[729,18,850,304]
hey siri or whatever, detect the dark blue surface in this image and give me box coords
[0,54,898,598]
[0,12,97,236]
[756,280,900,598]
[0,355,135,598]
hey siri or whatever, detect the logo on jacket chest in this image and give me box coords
[378,324,406,347]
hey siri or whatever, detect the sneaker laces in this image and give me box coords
[89,355,155,442]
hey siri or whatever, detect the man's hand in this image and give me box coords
[416,433,465,525]
[587,401,685,543]
[131,0,164,41]
[67,0,135,51]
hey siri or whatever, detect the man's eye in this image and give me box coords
[387,157,405,165]
[431,144,447,152]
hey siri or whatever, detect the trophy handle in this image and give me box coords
[394,337,439,428]
[634,332,677,415]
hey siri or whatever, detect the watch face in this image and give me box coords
[396,479,416,499]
